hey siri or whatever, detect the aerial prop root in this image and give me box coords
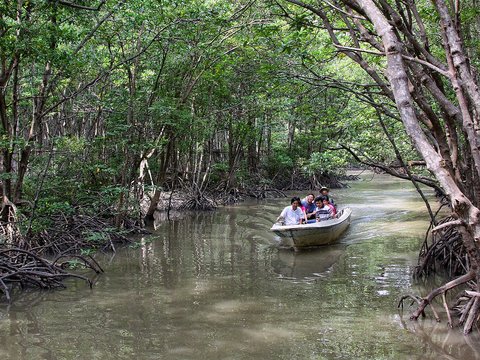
[415,216,464,278]
[179,187,217,210]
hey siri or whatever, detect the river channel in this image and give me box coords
[2,172,480,359]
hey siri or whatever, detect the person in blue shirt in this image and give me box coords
[301,193,316,221]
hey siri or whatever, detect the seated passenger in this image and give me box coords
[315,195,332,222]
[320,186,336,208]
[323,195,337,218]
[301,193,316,220]
[276,197,307,225]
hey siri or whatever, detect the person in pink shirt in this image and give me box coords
[322,195,336,218]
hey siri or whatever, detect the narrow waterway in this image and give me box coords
[2,172,480,359]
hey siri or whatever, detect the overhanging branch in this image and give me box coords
[340,144,444,195]
[53,0,106,11]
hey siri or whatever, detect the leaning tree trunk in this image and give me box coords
[354,0,480,333]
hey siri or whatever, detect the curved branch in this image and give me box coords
[340,144,444,195]
[432,219,462,233]
[53,0,106,11]
[411,270,476,320]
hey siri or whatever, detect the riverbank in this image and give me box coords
[143,172,360,212]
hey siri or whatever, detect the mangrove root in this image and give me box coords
[402,215,480,333]
[0,247,103,303]
[29,210,135,256]
[415,216,465,278]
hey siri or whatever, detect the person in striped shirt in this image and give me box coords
[315,196,332,221]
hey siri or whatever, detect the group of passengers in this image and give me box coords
[276,187,337,226]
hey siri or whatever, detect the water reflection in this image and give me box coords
[2,173,480,359]
[272,246,345,281]
[396,314,480,359]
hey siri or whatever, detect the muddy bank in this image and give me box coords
[144,173,360,212]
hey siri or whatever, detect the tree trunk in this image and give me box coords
[355,0,480,332]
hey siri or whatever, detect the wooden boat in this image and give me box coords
[270,207,352,249]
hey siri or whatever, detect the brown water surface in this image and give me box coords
[1,172,480,359]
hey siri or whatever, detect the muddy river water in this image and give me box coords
[2,172,480,359]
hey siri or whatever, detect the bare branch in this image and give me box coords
[53,0,106,11]
[333,43,384,55]
[333,44,450,77]
[402,55,450,77]
[321,0,366,20]
[432,219,463,233]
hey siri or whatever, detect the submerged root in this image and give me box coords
[0,204,128,302]
[401,269,480,333]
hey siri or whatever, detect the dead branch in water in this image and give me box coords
[0,201,139,303]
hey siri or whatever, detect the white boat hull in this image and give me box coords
[271,208,352,249]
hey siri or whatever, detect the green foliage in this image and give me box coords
[210,162,229,184]
[1,0,439,240]
[80,248,96,256]
[266,150,294,173]
[83,230,109,244]
[302,151,348,176]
